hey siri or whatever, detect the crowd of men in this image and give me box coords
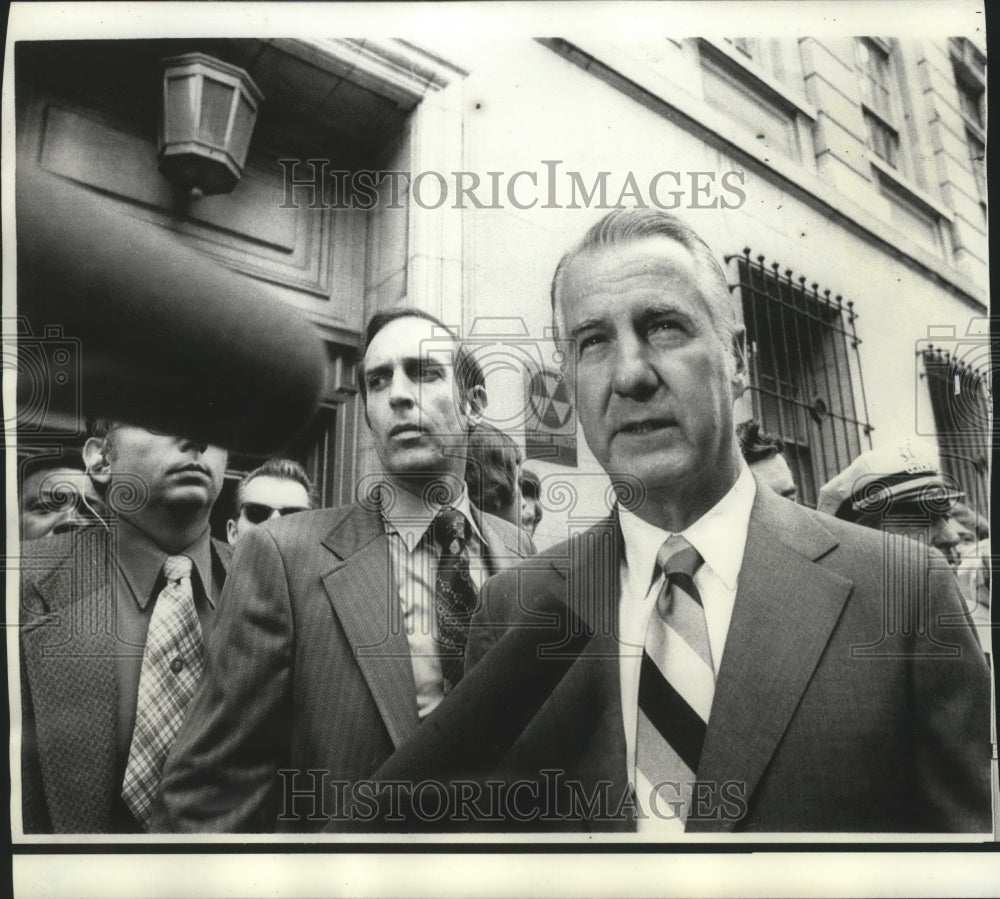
[18,209,992,835]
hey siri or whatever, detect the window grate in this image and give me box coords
[921,346,991,520]
[729,249,874,507]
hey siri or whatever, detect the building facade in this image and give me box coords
[15,33,989,547]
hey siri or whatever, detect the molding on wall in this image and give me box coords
[278,38,468,109]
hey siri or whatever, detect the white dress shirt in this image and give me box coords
[381,484,487,719]
[617,464,756,831]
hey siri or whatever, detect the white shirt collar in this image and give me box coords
[381,482,483,552]
[618,463,756,596]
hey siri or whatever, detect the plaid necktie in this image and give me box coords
[433,506,478,693]
[636,535,714,827]
[122,554,204,829]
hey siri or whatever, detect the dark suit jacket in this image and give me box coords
[156,502,532,833]
[347,482,992,834]
[19,526,232,834]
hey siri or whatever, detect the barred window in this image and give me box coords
[730,250,874,507]
[921,347,991,519]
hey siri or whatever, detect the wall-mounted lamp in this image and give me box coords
[159,53,263,199]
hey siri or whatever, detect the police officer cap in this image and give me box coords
[816,437,963,520]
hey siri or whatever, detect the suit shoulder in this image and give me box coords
[19,530,79,562]
[803,505,933,562]
[258,504,366,537]
[19,528,114,622]
[19,528,108,581]
[211,536,234,567]
[248,503,383,564]
[483,534,572,592]
[781,505,961,619]
[759,496,912,566]
[485,515,618,583]
[478,510,535,557]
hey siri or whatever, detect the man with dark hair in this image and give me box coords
[227,458,314,545]
[158,306,532,832]
[20,421,230,832]
[358,210,990,834]
[519,468,544,537]
[464,423,524,527]
[736,420,798,502]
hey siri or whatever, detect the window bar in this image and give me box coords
[839,299,867,453]
[946,349,975,511]
[798,273,841,480]
[820,284,848,476]
[824,289,857,461]
[730,256,762,424]
[756,254,791,445]
[791,271,831,486]
[799,275,841,480]
[847,299,874,452]
[772,261,802,449]
[780,265,821,493]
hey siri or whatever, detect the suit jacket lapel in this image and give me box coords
[692,486,853,832]
[474,509,525,574]
[540,515,630,828]
[320,505,420,749]
[210,536,233,580]
[21,529,120,832]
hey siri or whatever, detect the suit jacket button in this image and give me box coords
[170,657,185,674]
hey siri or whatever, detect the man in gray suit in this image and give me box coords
[20,422,230,833]
[157,309,532,832]
[351,210,991,834]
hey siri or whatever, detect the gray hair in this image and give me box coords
[550,209,740,363]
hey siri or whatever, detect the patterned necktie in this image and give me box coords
[122,554,204,829]
[433,506,478,693]
[636,535,714,828]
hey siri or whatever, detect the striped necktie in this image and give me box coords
[122,554,204,829]
[635,534,714,828]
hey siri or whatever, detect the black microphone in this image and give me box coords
[16,169,329,453]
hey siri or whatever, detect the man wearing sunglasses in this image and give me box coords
[158,307,533,832]
[226,458,314,546]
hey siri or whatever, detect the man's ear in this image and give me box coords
[226,519,239,546]
[465,384,487,427]
[730,327,748,394]
[83,437,111,486]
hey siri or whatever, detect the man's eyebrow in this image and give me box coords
[636,301,692,321]
[404,355,447,370]
[568,317,606,339]
[363,363,393,382]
